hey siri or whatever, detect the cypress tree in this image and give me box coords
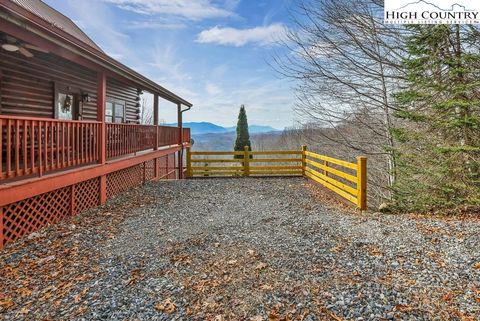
[393,25,480,211]
[234,105,252,159]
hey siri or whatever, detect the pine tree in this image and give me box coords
[234,105,252,159]
[393,25,480,211]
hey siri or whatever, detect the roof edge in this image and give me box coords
[0,1,193,107]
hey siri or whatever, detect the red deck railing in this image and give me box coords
[0,116,100,180]
[106,123,157,158]
[158,125,181,147]
[1,116,191,181]
[183,127,191,144]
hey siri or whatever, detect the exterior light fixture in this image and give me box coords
[1,43,19,52]
[82,93,91,103]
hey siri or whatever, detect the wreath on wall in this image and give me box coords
[62,95,72,113]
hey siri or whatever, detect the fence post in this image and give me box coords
[357,156,367,211]
[244,146,250,177]
[301,145,307,176]
[186,147,192,178]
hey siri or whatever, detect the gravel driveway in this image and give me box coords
[1,178,479,321]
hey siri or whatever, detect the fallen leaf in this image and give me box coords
[395,304,413,312]
[300,308,310,320]
[255,262,268,270]
[473,262,480,269]
[75,305,87,315]
[155,298,175,314]
[0,298,14,310]
[164,298,175,313]
[330,246,343,253]
[268,310,281,321]
[154,303,165,312]
[16,287,32,297]
[442,293,454,302]
[261,284,273,290]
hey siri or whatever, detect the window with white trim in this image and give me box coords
[106,100,126,123]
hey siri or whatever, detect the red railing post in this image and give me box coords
[97,71,107,204]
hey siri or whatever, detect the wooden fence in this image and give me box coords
[186,146,367,210]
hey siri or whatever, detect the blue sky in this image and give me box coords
[45,0,296,129]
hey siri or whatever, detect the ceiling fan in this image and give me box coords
[1,35,49,58]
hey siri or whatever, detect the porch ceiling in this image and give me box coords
[0,1,193,108]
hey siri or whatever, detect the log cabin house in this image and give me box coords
[0,0,192,247]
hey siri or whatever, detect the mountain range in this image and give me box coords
[166,122,280,135]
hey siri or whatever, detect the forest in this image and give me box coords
[256,0,480,212]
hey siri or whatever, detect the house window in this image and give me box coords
[106,100,126,123]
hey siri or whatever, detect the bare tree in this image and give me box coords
[273,0,407,203]
[140,96,153,125]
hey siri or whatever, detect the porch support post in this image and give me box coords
[177,103,183,179]
[153,94,159,179]
[97,71,107,204]
[154,94,159,127]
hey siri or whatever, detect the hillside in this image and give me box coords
[167,122,279,135]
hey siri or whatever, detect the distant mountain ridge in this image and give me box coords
[165,122,280,135]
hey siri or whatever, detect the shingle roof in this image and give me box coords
[10,0,103,52]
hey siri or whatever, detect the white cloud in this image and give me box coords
[196,24,287,47]
[145,44,192,83]
[125,20,187,30]
[205,82,222,95]
[103,0,237,20]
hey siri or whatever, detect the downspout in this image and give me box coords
[177,104,192,179]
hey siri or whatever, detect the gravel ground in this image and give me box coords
[1,178,479,321]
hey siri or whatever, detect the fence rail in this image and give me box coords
[187,147,304,177]
[186,145,367,210]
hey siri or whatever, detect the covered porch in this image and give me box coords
[0,0,192,247]
[0,116,191,183]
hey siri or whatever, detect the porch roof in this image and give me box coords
[0,0,193,107]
